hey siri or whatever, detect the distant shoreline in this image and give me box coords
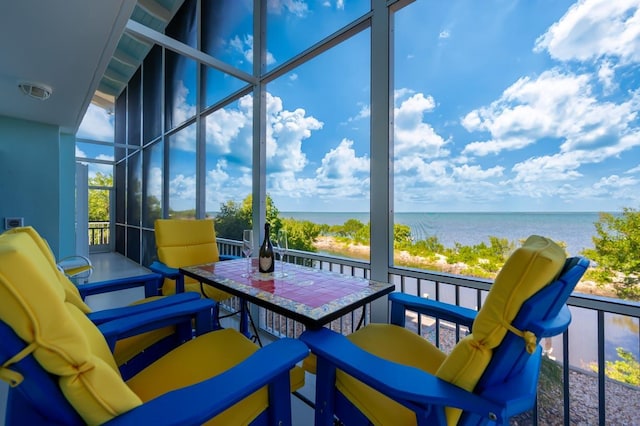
[313,235,615,298]
[283,211,604,256]
[280,210,619,214]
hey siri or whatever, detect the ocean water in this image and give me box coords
[281,211,606,256]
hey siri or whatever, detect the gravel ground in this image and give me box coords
[429,323,640,426]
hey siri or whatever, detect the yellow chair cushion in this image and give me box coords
[434,235,565,424]
[155,219,220,268]
[330,324,447,426]
[155,219,231,301]
[0,231,141,425]
[325,235,565,426]
[7,226,180,366]
[470,235,566,345]
[5,227,92,313]
[127,328,305,425]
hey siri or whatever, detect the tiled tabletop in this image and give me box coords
[181,258,395,328]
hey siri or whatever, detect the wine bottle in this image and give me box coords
[258,222,275,273]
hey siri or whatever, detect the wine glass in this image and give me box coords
[277,229,288,277]
[242,229,253,277]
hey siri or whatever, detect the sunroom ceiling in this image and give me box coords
[92,0,186,111]
[0,0,183,135]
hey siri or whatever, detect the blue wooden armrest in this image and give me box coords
[87,292,200,324]
[389,292,477,328]
[148,261,180,279]
[103,338,309,426]
[300,327,507,423]
[98,299,216,350]
[220,254,241,260]
[528,304,572,338]
[149,261,185,293]
[78,273,163,298]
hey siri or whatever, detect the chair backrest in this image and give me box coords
[0,320,84,425]
[155,219,221,294]
[459,256,588,425]
[155,219,220,268]
[434,235,568,424]
[4,226,93,314]
[0,230,142,425]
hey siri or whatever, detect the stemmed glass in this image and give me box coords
[241,229,253,277]
[276,229,288,277]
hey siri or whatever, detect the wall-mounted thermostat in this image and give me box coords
[4,217,24,230]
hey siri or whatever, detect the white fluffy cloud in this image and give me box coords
[315,138,370,197]
[268,0,308,17]
[461,68,640,162]
[394,91,449,158]
[230,35,276,65]
[534,0,640,64]
[77,103,114,141]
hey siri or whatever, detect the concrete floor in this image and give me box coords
[1,252,315,425]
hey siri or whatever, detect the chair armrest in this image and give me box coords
[57,255,93,277]
[86,292,201,324]
[149,261,184,293]
[389,292,477,328]
[300,328,507,423]
[220,254,241,261]
[531,305,572,338]
[103,338,309,426]
[148,261,180,279]
[98,299,216,349]
[78,273,163,298]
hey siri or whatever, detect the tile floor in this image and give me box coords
[0,252,316,425]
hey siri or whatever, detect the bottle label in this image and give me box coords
[259,256,273,273]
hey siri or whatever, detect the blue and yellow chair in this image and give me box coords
[301,235,589,425]
[0,228,308,425]
[150,219,238,328]
[4,226,203,379]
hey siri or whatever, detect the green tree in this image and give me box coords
[582,208,640,300]
[281,218,320,252]
[88,172,112,221]
[590,347,640,386]
[394,224,412,247]
[214,200,249,239]
[213,194,281,240]
[145,195,161,223]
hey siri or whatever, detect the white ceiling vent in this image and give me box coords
[18,82,52,100]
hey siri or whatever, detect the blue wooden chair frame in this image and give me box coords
[74,272,204,379]
[300,256,589,425]
[1,297,309,425]
[149,256,264,343]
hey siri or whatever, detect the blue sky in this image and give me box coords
[78,0,640,213]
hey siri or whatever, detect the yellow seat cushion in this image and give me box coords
[6,226,177,366]
[334,324,447,426]
[127,328,305,426]
[0,231,142,425]
[155,219,231,302]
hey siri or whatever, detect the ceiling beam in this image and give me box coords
[136,0,173,23]
[125,19,257,85]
